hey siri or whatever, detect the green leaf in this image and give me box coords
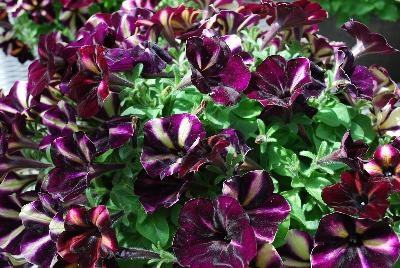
[136,212,170,247]
[233,99,263,119]
[305,177,332,204]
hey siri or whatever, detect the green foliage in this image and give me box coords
[317,0,400,24]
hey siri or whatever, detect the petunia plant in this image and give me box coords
[0,0,399,267]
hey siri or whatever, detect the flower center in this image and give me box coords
[384,169,393,177]
[348,233,363,247]
[355,194,369,208]
[216,230,231,243]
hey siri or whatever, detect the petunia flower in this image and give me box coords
[57,205,118,267]
[46,132,124,201]
[186,31,251,106]
[21,0,55,24]
[40,101,78,149]
[173,196,257,268]
[139,4,200,46]
[341,20,399,58]
[134,170,192,213]
[0,173,36,256]
[311,213,400,268]
[260,0,328,48]
[92,115,139,155]
[141,113,206,179]
[318,130,369,170]
[193,0,242,11]
[334,46,374,104]
[373,97,400,137]
[121,0,161,11]
[0,38,34,64]
[67,45,128,118]
[28,32,69,97]
[60,0,95,34]
[19,193,65,267]
[370,65,399,109]
[222,170,290,244]
[245,55,313,119]
[322,171,391,220]
[74,8,154,49]
[183,10,259,38]
[0,131,50,179]
[363,143,400,192]
[277,230,313,268]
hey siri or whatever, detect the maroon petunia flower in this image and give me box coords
[57,205,118,267]
[186,31,251,106]
[173,196,257,268]
[363,143,400,192]
[319,131,369,170]
[223,170,290,244]
[311,213,400,268]
[322,171,391,220]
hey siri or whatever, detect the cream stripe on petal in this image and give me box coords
[242,172,262,207]
[363,237,399,253]
[21,235,52,259]
[178,117,192,148]
[0,225,25,249]
[151,120,175,150]
[0,208,20,219]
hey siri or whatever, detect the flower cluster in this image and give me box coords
[0,0,399,267]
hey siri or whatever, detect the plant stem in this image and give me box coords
[117,247,161,260]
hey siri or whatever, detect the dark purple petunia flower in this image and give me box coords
[141,4,200,45]
[28,32,69,97]
[0,130,50,179]
[134,170,192,213]
[319,131,369,170]
[245,55,313,119]
[311,213,400,268]
[0,38,34,64]
[186,31,251,106]
[92,115,139,155]
[57,205,118,267]
[21,0,55,24]
[341,20,399,58]
[183,10,258,38]
[363,143,400,193]
[0,173,36,256]
[373,97,400,137]
[141,113,206,179]
[46,132,124,201]
[74,8,154,48]
[19,193,65,267]
[104,42,173,75]
[60,0,95,34]
[334,46,374,104]
[40,101,78,149]
[277,230,313,268]
[121,0,161,11]
[173,196,257,268]
[322,171,391,220]
[370,65,399,110]
[222,170,290,244]
[193,0,242,11]
[260,0,328,48]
